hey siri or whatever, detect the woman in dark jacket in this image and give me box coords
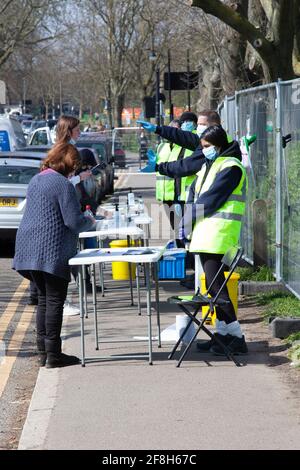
[13,142,95,368]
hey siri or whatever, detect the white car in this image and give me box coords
[27,126,56,146]
[0,156,41,240]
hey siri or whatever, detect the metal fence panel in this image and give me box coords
[237,86,277,270]
[227,97,236,139]
[280,80,300,296]
[218,79,300,298]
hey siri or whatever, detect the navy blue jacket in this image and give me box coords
[155,125,242,179]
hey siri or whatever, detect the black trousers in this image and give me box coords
[199,252,237,324]
[30,271,69,353]
[30,280,38,301]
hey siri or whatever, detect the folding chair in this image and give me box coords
[167,246,244,367]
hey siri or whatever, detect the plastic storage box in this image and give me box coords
[158,248,186,280]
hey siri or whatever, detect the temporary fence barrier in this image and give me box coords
[218,78,300,298]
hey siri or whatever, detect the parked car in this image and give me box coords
[0,115,27,151]
[21,120,34,139]
[76,133,114,194]
[27,126,56,146]
[18,114,33,122]
[112,139,126,168]
[0,148,106,206]
[0,157,41,240]
[22,145,52,153]
[28,120,47,132]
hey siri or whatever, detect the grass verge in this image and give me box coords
[251,293,300,369]
[253,291,300,321]
[236,265,275,281]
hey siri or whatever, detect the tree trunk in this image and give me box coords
[191,0,297,81]
[45,102,49,120]
[114,93,125,128]
[197,60,221,110]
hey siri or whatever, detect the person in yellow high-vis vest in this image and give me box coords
[155,112,198,237]
[179,125,248,356]
[155,119,181,204]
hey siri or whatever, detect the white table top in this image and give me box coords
[69,246,166,266]
[130,214,152,225]
[79,222,144,239]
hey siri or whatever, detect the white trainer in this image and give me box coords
[63,302,80,316]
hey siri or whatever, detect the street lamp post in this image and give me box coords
[59,80,62,117]
[187,49,191,111]
[22,78,26,114]
[149,48,160,126]
[155,68,160,127]
[167,49,174,121]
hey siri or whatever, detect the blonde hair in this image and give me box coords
[42,142,81,176]
[55,115,80,143]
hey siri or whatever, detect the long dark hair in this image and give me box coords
[200,125,228,153]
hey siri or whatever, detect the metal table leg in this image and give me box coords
[127,235,134,306]
[144,263,153,365]
[99,238,105,297]
[136,263,141,315]
[153,262,161,347]
[144,224,149,247]
[83,265,88,318]
[91,263,99,350]
[80,238,88,318]
[79,265,85,367]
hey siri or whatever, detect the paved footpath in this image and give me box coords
[18,169,300,450]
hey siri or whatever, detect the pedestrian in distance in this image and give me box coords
[55,116,95,315]
[13,142,95,368]
[55,115,92,186]
[55,115,81,144]
[179,125,248,355]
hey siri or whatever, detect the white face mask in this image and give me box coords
[196,124,207,136]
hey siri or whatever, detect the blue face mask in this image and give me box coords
[69,138,76,145]
[181,121,195,132]
[202,146,218,161]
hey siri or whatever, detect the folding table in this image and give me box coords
[79,222,144,312]
[68,246,165,366]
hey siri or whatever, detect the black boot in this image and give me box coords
[196,333,228,352]
[46,352,80,369]
[37,337,46,367]
[38,352,47,367]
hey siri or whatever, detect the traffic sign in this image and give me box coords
[164,72,199,91]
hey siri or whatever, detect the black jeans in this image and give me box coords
[199,252,237,324]
[30,271,69,353]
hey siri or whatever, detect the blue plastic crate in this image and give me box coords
[158,249,186,279]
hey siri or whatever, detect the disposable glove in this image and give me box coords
[137,120,157,133]
[174,203,183,217]
[147,149,157,164]
[140,160,156,173]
